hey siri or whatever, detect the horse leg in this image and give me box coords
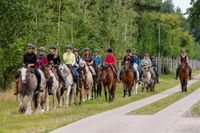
[25,93,33,115]
[65,86,71,108]
[46,94,49,111]
[111,86,116,101]
[52,92,57,110]
[18,94,25,114]
[70,85,76,105]
[108,89,112,102]
[128,87,131,97]
[135,82,138,94]
[104,87,107,101]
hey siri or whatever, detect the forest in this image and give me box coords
[0,0,200,90]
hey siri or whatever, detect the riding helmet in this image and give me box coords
[50,45,57,50]
[133,51,138,55]
[94,48,100,53]
[66,44,73,49]
[27,43,35,49]
[107,48,112,53]
[85,47,90,51]
[126,49,131,53]
[38,47,45,52]
[73,48,78,52]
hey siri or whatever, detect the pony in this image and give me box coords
[121,61,134,97]
[79,60,93,101]
[18,66,37,114]
[101,64,117,102]
[141,65,154,92]
[59,64,77,108]
[179,62,189,92]
[132,63,139,94]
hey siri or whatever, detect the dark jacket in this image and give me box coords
[47,54,61,65]
[23,52,37,68]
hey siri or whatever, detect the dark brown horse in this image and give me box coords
[121,61,134,97]
[101,64,117,102]
[179,62,189,92]
[93,63,102,98]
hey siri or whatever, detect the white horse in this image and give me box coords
[141,65,152,92]
[18,67,37,115]
[132,63,139,95]
[59,64,77,108]
[79,60,93,101]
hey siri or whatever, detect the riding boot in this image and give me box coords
[14,79,19,95]
[34,69,42,93]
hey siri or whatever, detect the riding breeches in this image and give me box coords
[149,68,156,79]
[88,66,96,76]
[71,66,79,82]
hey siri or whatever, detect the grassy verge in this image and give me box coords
[129,81,200,115]
[0,72,198,133]
[191,101,200,116]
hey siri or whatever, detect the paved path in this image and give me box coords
[51,76,200,133]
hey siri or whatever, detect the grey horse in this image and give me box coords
[18,67,37,115]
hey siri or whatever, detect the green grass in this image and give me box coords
[191,101,200,116]
[129,81,200,115]
[0,71,198,133]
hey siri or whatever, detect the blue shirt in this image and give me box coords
[93,55,102,67]
[132,57,141,69]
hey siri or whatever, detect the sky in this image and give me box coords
[172,0,191,14]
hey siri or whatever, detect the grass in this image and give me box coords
[191,101,200,116]
[0,70,199,133]
[129,81,200,115]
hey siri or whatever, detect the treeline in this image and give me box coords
[0,0,199,90]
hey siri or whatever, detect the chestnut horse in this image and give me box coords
[179,62,189,92]
[121,61,134,97]
[101,64,117,102]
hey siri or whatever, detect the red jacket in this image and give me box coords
[36,55,48,68]
[104,54,116,65]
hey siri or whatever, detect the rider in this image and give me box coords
[93,48,102,68]
[23,43,41,92]
[83,48,96,79]
[36,47,48,68]
[151,56,159,83]
[118,49,133,81]
[63,44,79,88]
[132,51,141,82]
[176,49,192,80]
[104,48,117,77]
[47,45,66,90]
[73,48,81,66]
[47,45,61,65]
[140,53,157,83]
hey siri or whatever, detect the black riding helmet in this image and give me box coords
[126,49,131,53]
[107,48,112,53]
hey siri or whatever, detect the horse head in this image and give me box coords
[19,67,34,84]
[101,65,111,82]
[125,60,131,70]
[181,62,188,70]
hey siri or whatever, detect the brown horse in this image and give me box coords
[179,62,189,92]
[101,64,117,102]
[121,61,134,97]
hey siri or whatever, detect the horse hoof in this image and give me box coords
[41,109,45,112]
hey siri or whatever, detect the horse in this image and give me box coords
[179,62,189,92]
[44,64,61,111]
[79,60,94,101]
[141,65,153,92]
[132,63,139,94]
[18,66,37,114]
[93,63,102,98]
[59,64,77,108]
[101,64,117,102]
[36,65,51,112]
[121,61,134,97]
